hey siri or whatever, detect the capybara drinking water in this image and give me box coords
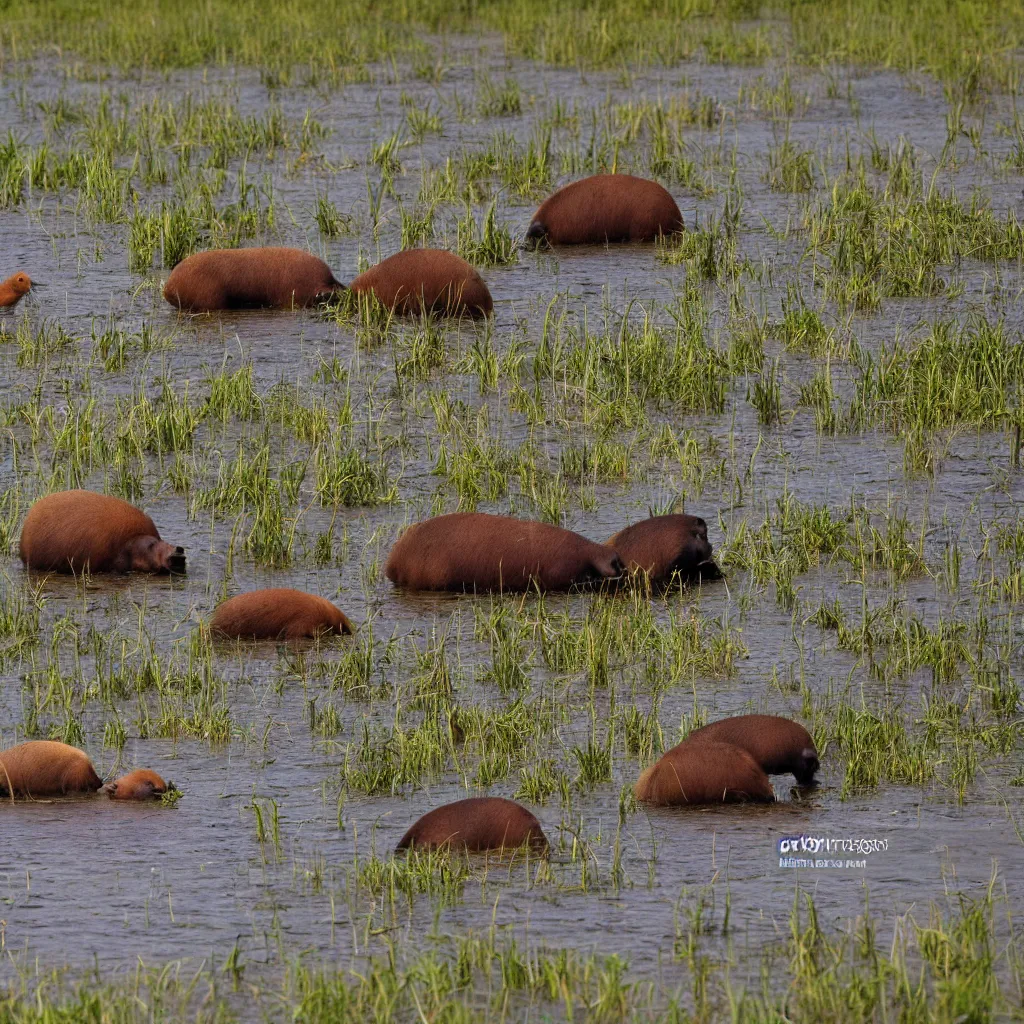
[526,174,684,246]
[385,512,624,592]
[349,249,493,317]
[0,741,103,798]
[688,715,819,784]
[606,514,714,584]
[103,769,169,801]
[0,272,33,308]
[210,588,354,640]
[396,797,548,852]
[634,739,774,806]
[19,490,185,575]
[163,247,342,312]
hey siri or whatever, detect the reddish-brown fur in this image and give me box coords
[19,490,185,575]
[103,769,168,801]
[526,174,684,245]
[349,249,493,317]
[0,741,103,798]
[605,514,714,584]
[210,588,354,640]
[396,797,548,852]
[163,247,342,312]
[385,513,624,592]
[0,272,33,308]
[688,715,819,784]
[634,740,775,806]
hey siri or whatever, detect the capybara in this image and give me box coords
[0,741,103,798]
[606,514,714,584]
[19,490,186,575]
[103,769,169,801]
[688,715,819,784]
[349,249,492,317]
[163,247,342,312]
[396,797,548,852]
[634,740,774,806]
[526,174,684,246]
[210,588,354,640]
[385,512,624,593]
[0,272,33,307]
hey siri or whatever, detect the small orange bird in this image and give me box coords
[0,272,34,308]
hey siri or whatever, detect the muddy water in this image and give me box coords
[1,44,1023,1005]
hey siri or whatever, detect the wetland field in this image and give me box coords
[3,0,1024,1020]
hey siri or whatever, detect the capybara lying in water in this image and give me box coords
[634,740,774,806]
[688,715,819,784]
[0,741,103,798]
[526,174,684,246]
[163,247,342,312]
[385,512,624,592]
[606,514,715,584]
[396,797,548,852]
[349,249,492,317]
[19,490,185,575]
[103,769,169,801]
[0,272,33,308]
[210,588,354,640]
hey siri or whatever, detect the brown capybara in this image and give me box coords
[0,741,103,798]
[210,588,354,640]
[606,514,715,585]
[103,769,169,801]
[163,247,342,312]
[19,490,185,575]
[396,797,548,853]
[634,740,775,806]
[0,272,33,307]
[349,249,492,318]
[526,174,684,246]
[688,715,819,784]
[385,512,624,593]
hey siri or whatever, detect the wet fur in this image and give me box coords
[688,715,819,784]
[526,174,684,245]
[349,249,492,317]
[0,272,33,308]
[163,247,342,312]
[634,740,774,805]
[0,741,103,798]
[606,514,714,584]
[385,513,624,592]
[19,490,185,574]
[103,769,168,801]
[396,797,548,852]
[211,588,354,640]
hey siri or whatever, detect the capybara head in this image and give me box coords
[396,797,548,853]
[115,536,186,575]
[8,273,32,296]
[634,739,775,806]
[606,514,714,584]
[687,715,820,784]
[0,740,103,798]
[103,769,169,801]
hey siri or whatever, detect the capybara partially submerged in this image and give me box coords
[385,512,624,593]
[103,769,169,801]
[210,588,354,640]
[349,249,492,318]
[19,490,185,575]
[606,514,715,584]
[526,174,684,246]
[688,715,819,784]
[0,741,103,798]
[634,740,774,806]
[163,247,342,312]
[0,272,33,307]
[396,797,548,853]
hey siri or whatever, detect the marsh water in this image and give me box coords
[1,41,1023,1013]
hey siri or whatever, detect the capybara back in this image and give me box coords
[526,174,684,245]
[634,740,774,806]
[210,588,354,640]
[396,797,548,852]
[163,247,341,312]
[385,512,623,592]
[0,740,102,798]
[688,715,819,783]
[606,514,713,584]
